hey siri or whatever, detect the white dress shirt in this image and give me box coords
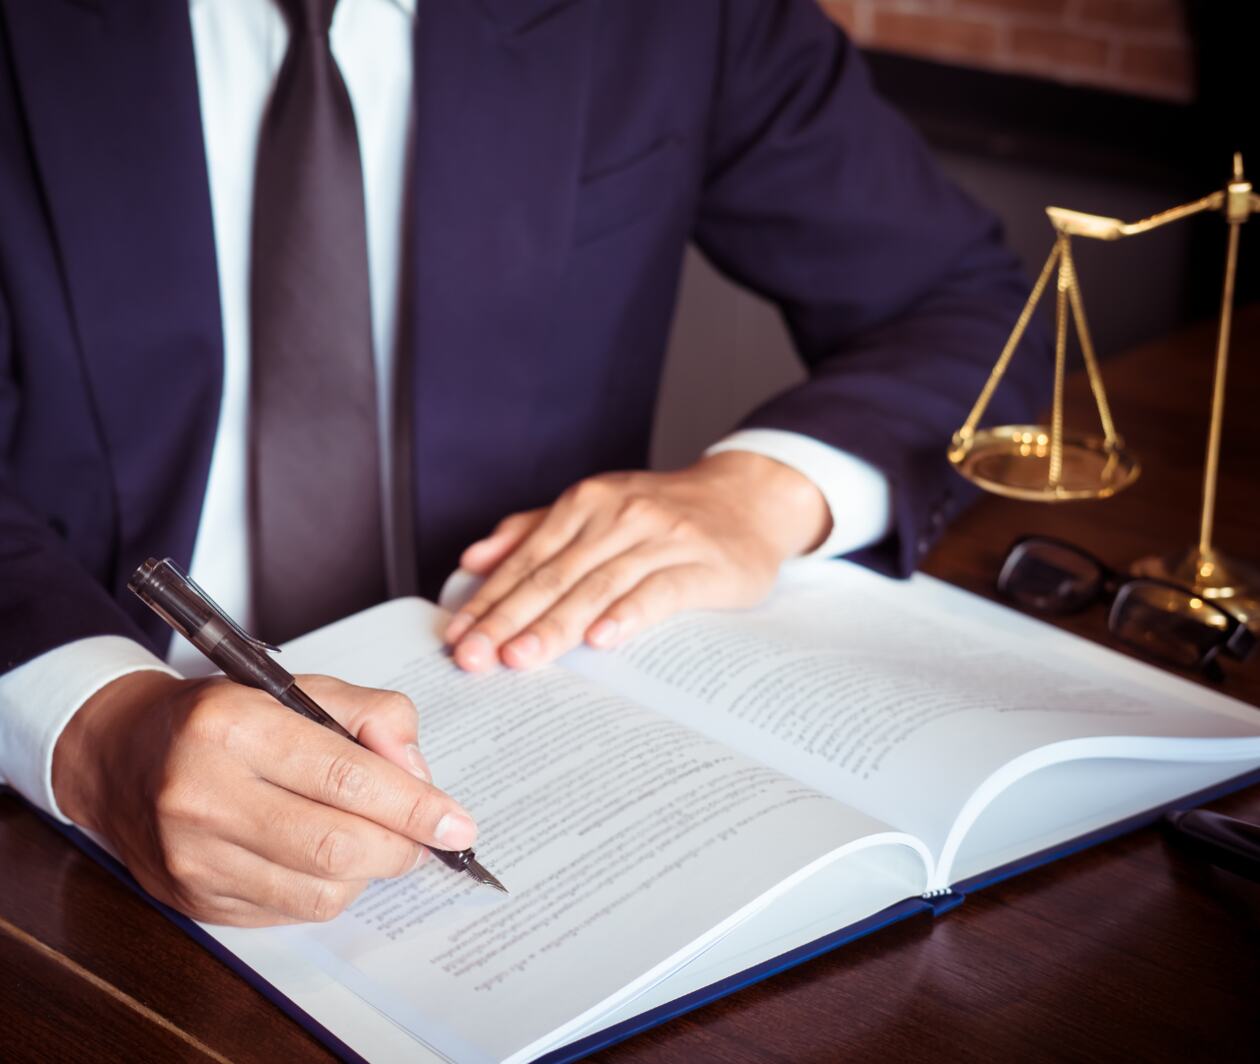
[0,0,890,821]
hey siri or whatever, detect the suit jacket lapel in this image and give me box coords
[3,0,222,641]
[475,0,585,36]
[6,0,597,609]
[403,0,594,592]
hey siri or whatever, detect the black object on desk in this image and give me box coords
[1164,808,1260,883]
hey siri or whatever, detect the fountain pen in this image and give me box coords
[128,557,507,894]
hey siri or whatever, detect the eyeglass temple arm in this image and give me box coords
[1224,622,1257,661]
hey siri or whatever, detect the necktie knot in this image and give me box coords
[276,0,338,35]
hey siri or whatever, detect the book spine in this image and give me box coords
[921,888,965,916]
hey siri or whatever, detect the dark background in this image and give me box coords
[651,1,1260,468]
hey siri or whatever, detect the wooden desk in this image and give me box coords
[3,312,1259,1063]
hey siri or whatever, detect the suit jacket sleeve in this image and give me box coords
[694,0,1052,576]
[0,285,150,676]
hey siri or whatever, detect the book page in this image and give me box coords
[945,757,1259,887]
[256,597,921,1064]
[570,842,928,1043]
[567,560,1260,883]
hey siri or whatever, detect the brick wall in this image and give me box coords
[820,0,1194,102]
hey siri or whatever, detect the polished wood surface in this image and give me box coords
[3,311,1259,1063]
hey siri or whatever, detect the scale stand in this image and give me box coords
[948,154,1260,630]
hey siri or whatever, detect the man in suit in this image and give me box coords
[0,0,1044,925]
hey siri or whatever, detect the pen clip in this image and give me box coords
[157,558,282,655]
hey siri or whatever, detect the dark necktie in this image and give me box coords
[249,0,387,644]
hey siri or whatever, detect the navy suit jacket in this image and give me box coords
[0,0,1047,671]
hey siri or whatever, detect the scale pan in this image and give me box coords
[948,424,1140,502]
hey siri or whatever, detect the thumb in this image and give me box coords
[295,675,431,783]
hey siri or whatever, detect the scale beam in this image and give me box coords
[948,154,1260,630]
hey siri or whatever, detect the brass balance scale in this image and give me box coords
[948,154,1260,630]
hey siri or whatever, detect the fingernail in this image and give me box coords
[435,812,478,849]
[456,633,494,670]
[445,612,475,643]
[587,618,619,648]
[411,848,429,871]
[505,632,540,665]
[405,744,430,783]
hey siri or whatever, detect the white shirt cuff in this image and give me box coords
[706,428,893,558]
[0,636,179,823]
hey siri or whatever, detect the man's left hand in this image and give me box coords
[444,452,831,670]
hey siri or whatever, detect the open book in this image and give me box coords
[176,561,1260,1063]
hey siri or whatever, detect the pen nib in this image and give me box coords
[466,855,509,894]
[430,847,509,893]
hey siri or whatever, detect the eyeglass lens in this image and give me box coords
[998,539,1104,614]
[1110,582,1233,669]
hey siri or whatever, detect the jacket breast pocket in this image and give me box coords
[572,136,688,247]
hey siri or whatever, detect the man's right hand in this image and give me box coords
[51,671,477,927]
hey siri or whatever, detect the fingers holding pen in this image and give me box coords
[249,709,479,854]
[296,674,432,783]
[181,841,375,925]
[225,785,430,883]
[181,691,464,925]
[56,664,477,928]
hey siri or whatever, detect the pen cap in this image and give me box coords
[129,558,295,698]
[128,557,275,660]
[129,558,220,649]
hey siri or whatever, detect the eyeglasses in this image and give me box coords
[996,535,1256,682]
